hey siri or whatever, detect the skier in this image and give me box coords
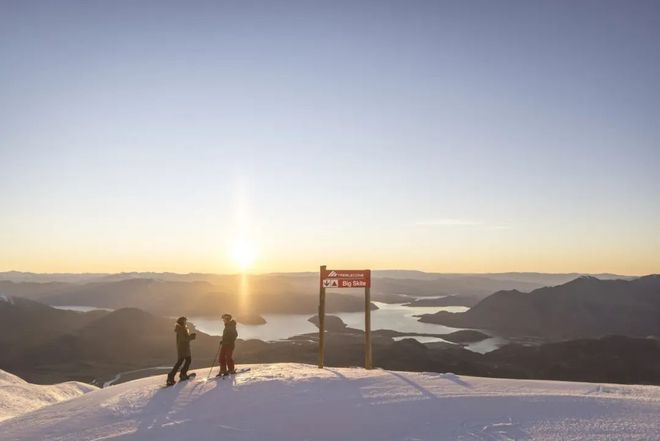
[217,313,238,376]
[167,316,197,386]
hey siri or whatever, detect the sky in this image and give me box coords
[1,0,659,275]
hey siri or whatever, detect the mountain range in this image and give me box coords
[419,275,660,339]
[0,277,372,319]
[2,294,660,386]
[0,271,639,321]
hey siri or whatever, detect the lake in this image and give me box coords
[189,302,468,339]
[188,302,508,353]
[52,305,114,313]
[53,302,508,353]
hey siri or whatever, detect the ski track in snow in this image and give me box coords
[1,363,659,441]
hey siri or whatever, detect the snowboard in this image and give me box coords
[164,372,196,388]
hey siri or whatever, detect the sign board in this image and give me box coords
[320,269,371,289]
[319,265,373,369]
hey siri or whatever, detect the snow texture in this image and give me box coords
[1,363,659,440]
[0,369,97,422]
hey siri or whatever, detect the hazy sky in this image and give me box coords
[1,1,659,274]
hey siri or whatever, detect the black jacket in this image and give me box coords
[174,323,196,358]
[221,320,238,346]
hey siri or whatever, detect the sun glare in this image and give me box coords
[231,238,257,271]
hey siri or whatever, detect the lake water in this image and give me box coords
[189,302,469,339]
[52,305,114,313]
[188,302,508,353]
[190,313,320,341]
[53,302,508,353]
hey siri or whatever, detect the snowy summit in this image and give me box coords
[1,363,659,441]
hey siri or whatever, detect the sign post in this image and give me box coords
[318,265,326,368]
[319,267,372,369]
[365,284,372,369]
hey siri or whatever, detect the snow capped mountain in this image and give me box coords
[1,363,659,440]
[0,369,97,422]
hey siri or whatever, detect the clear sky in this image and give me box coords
[1,0,659,275]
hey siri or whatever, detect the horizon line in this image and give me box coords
[0,269,650,278]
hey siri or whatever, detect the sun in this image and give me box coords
[231,238,257,271]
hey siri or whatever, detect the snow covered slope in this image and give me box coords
[0,369,97,422]
[1,363,659,440]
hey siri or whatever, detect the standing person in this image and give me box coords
[217,313,238,376]
[167,316,197,386]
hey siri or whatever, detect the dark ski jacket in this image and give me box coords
[175,323,196,358]
[221,320,238,346]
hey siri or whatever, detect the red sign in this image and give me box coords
[321,269,371,289]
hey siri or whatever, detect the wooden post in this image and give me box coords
[365,285,372,369]
[318,265,326,368]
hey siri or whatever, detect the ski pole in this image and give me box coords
[206,343,222,380]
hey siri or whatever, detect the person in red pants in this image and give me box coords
[217,313,238,376]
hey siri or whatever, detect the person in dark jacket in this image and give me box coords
[217,313,238,376]
[167,316,196,385]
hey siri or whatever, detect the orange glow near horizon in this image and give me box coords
[1,250,658,277]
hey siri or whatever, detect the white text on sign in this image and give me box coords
[340,279,368,288]
[320,269,371,288]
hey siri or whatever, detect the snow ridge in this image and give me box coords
[0,363,658,440]
[0,369,98,422]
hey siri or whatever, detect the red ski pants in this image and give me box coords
[219,344,235,373]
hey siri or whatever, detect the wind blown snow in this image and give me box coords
[0,369,97,422]
[1,363,658,440]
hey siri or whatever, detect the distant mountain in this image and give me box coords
[0,296,107,363]
[3,295,660,387]
[375,335,660,385]
[402,295,478,307]
[0,271,220,284]
[0,280,78,301]
[0,271,110,284]
[0,278,373,317]
[484,335,660,384]
[0,297,220,383]
[1,270,636,299]
[20,307,217,378]
[419,275,660,339]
